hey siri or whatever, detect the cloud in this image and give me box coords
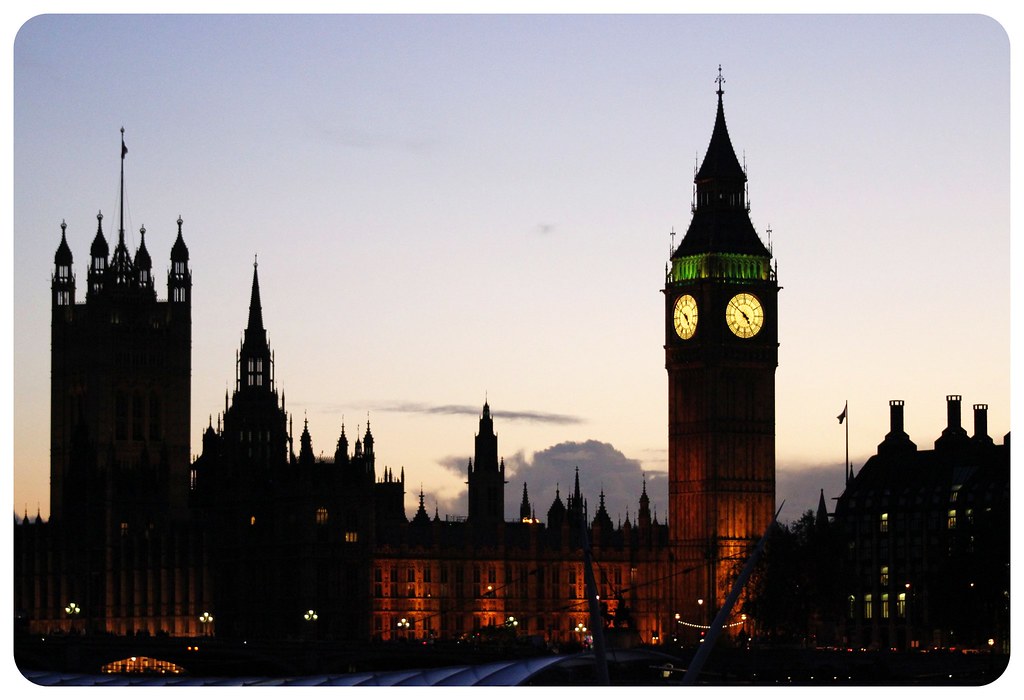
[370,401,582,425]
[422,442,836,530]
[423,440,666,527]
[510,441,667,524]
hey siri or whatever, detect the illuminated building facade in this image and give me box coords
[663,70,778,625]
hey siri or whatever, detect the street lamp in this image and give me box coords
[697,599,706,643]
[64,602,81,633]
[304,609,319,641]
[574,621,588,647]
[505,616,519,632]
[199,611,214,637]
[397,616,410,641]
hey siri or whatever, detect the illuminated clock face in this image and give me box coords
[726,292,764,338]
[673,294,698,339]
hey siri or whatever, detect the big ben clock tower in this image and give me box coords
[664,69,778,626]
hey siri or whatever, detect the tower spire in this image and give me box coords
[247,257,265,334]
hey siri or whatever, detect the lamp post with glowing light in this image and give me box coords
[574,621,588,647]
[697,598,706,644]
[397,616,411,641]
[304,609,318,640]
[199,611,213,637]
[64,602,81,634]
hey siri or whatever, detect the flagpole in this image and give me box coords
[845,401,850,485]
[838,401,849,486]
[119,127,126,241]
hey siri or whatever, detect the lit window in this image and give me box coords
[864,594,873,620]
[879,513,888,533]
[250,516,256,526]
[947,509,957,529]
[316,507,328,525]
[881,593,890,619]
[880,566,889,586]
[897,592,907,618]
[345,531,358,543]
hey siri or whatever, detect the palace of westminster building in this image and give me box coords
[14,79,1008,653]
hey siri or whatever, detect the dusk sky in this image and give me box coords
[8,10,1014,528]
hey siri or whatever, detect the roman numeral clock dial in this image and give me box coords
[673,294,698,339]
[726,292,764,338]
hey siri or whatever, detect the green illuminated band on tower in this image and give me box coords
[669,253,771,283]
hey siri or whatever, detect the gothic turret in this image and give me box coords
[87,212,108,299]
[547,485,566,530]
[467,401,506,525]
[238,260,272,394]
[411,488,431,526]
[168,216,191,305]
[519,483,532,522]
[592,489,613,531]
[298,417,314,466]
[335,422,350,465]
[567,467,586,525]
[134,226,154,292]
[52,221,75,310]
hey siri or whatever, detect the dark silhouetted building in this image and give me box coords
[833,397,1010,652]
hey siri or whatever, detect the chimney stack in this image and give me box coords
[973,403,993,444]
[889,400,905,434]
[946,395,962,431]
[879,399,916,454]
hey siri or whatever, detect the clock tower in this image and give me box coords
[664,70,778,627]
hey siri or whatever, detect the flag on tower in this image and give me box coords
[837,403,847,424]
[122,140,128,159]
